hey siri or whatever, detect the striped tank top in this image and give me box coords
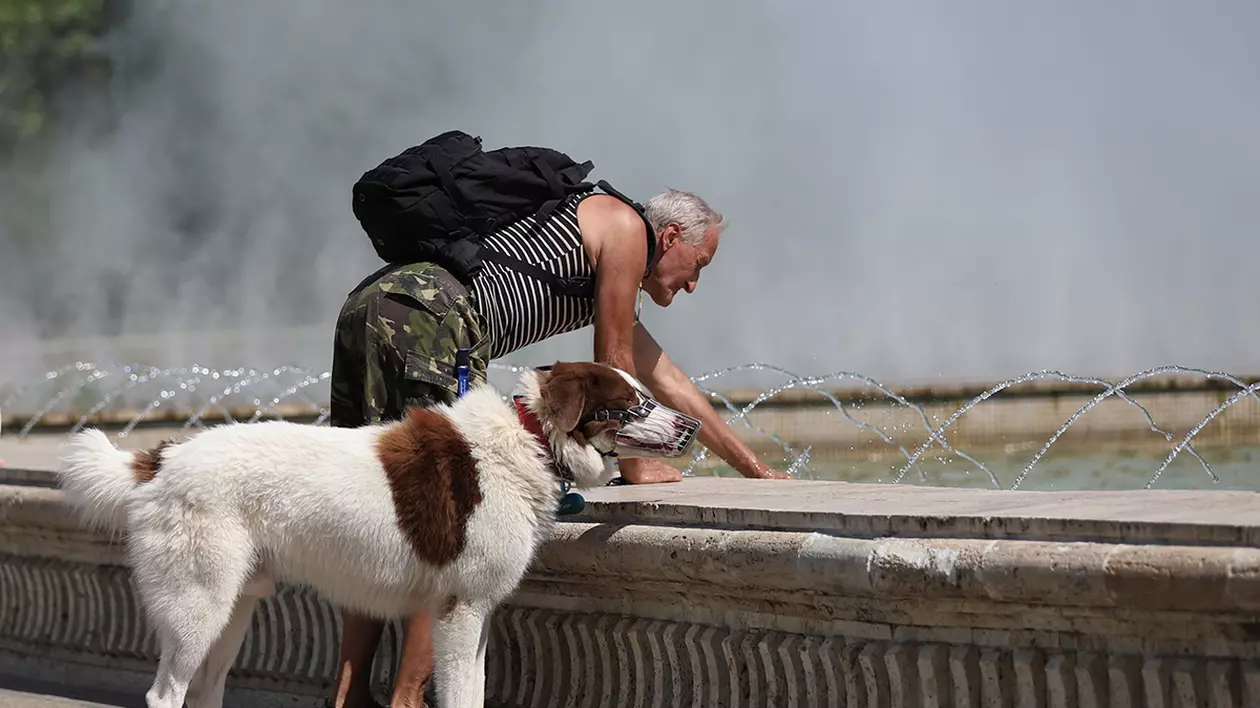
[470,190,602,359]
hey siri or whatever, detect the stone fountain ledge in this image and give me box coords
[574,477,1260,546]
[1,479,1259,707]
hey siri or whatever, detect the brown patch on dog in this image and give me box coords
[130,440,173,484]
[377,408,483,566]
[539,362,643,435]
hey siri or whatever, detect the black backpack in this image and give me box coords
[351,130,655,299]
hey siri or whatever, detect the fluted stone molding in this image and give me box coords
[2,484,1260,707]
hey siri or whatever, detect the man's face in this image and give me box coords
[641,223,719,307]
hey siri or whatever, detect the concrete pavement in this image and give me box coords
[0,690,121,707]
[0,677,139,707]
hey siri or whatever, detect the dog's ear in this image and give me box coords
[541,368,587,433]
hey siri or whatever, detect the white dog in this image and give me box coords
[56,362,700,708]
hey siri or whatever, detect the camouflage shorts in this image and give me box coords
[329,262,490,428]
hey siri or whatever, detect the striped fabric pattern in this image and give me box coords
[471,191,598,359]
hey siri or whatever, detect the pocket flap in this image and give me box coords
[404,351,460,394]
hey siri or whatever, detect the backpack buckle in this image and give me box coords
[555,277,595,299]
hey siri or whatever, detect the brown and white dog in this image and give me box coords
[55,362,699,708]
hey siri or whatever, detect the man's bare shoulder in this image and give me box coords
[578,193,648,262]
[579,194,646,232]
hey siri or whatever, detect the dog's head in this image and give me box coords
[515,362,701,487]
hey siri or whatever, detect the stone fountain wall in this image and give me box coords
[1,477,1258,707]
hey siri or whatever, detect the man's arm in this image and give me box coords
[631,322,790,479]
[580,198,784,482]
[586,196,648,374]
[583,198,689,484]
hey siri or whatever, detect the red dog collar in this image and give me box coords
[513,396,553,462]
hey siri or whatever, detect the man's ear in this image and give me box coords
[541,370,587,433]
[660,223,682,250]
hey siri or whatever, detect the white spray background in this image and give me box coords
[2,0,1259,391]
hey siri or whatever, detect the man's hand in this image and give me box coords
[748,460,793,479]
[617,458,683,484]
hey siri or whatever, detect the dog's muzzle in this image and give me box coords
[584,396,701,458]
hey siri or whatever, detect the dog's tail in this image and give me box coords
[57,429,151,532]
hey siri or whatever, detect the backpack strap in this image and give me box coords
[478,247,595,298]
[473,158,591,298]
[531,158,568,198]
[425,153,482,233]
[473,180,658,300]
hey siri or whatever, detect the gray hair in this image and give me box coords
[643,188,726,246]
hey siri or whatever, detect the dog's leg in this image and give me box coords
[184,578,270,708]
[130,513,256,708]
[471,611,492,708]
[143,596,238,708]
[432,600,491,708]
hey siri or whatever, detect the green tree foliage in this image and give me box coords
[0,0,109,148]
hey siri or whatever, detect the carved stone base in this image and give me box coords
[2,481,1260,707]
[4,557,1260,707]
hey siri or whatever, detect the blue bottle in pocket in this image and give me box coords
[455,349,470,398]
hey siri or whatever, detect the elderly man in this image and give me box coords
[328,179,788,708]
